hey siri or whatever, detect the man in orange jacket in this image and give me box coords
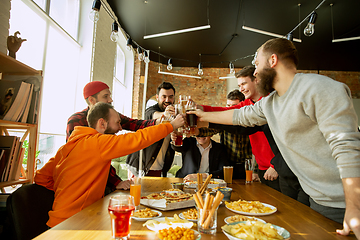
[35,102,184,227]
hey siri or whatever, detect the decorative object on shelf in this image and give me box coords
[7,31,27,59]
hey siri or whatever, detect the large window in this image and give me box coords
[9,0,81,169]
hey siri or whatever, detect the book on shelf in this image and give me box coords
[0,136,18,182]
[0,75,42,124]
[8,141,23,181]
[2,137,20,182]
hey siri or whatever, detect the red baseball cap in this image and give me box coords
[83,81,109,99]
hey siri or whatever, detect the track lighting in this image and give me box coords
[137,48,144,61]
[126,38,133,51]
[198,63,203,76]
[167,59,173,71]
[304,12,317,37]
[229,62,235,74]
[144,51,150,63]
[89,0,101,22]
[110,21,119,42]
[286,33,293,41]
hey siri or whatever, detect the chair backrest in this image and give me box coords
[6,183,54,240]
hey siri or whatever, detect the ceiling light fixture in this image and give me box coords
[332,36,360,43]
[242,26,302,43]
[198,63,204,76]
[144,25,211,39]
[89,0,101,22]
[304,12,317,37]
[126,38,133,51]
[158,70,201,79]
[137,48,144,61]
[229,62,235,74]
[144,51,150,63]
[110,21,119,42]
[167,59,173,71]
[286,33,294,41]
[330,4,360,43]
[219,76,236,79]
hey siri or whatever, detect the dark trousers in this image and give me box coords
[309,198,345,224]
[258,169,281,192]
[279,176,310,206]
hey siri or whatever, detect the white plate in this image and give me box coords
[179,212,198,222]
[132,209,162,221]
[184,178,227,189]
[145,217,194,231]
[224,216,266,224]
[222,221,290,240]
[225,202,277,216]
[158,229,201,240]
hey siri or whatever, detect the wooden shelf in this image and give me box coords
[0,51,40,75]
[0,53,41,192]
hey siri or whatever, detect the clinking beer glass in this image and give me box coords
[185,98,197,135]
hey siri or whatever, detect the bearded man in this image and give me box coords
[189,38,360,238]
[127,82,177,177]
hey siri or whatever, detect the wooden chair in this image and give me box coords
[6,184,54,240]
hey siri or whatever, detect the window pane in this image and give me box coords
[32,0,47,11]
[115,45,125,84]
[9,0,46,70]
[49,0,79,39]
[39,25,80,135]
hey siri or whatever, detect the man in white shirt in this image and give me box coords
[170,134,229,179]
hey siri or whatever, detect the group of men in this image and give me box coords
[34,37,359,238]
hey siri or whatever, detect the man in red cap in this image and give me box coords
[66,81,160,193]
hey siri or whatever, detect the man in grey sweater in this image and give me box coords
[190,38,360,238]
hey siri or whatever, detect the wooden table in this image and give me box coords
[34,177,356,240]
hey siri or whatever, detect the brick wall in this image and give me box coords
[0,0,10,54]
[131,57,360,118]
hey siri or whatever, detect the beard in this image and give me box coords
[256,67,277,96]
[159,102,172,111]
[104,125,118,135]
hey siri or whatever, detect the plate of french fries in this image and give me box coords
[132,208,162,221]
[143,214,193,231]
[225,199,277,216]
[224,215,266,224]
[222,220,290,240]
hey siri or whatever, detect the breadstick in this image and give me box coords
[207,195,214,210]
[197,173,202,191]
[203,191,224,229]
[196,191,204,207]
[200,193,210,226]
[199,173,203,188]
[193,193,203,209]
[199,174,212,195]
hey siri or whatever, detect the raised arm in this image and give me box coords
[189,109,235,125]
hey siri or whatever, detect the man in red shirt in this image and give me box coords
[200,66,280,191]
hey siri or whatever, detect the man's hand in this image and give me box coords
[336,178,360,238]
[263,167,278,181]
[116,180,133,190]
[170,131,178,143]
[164,105,175,118]
[252,173,260,182]
[170,114,185,130]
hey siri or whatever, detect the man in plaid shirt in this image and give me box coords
[66,81,159,194]
[197,90,254,179]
